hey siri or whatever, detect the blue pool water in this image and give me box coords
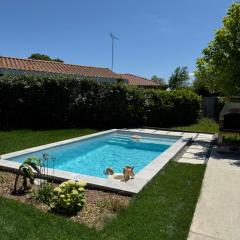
[6,133,179,178]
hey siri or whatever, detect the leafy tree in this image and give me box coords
[52,58,64,63]
[192,77,215,96]
[29,53,64,63]
[151,75,166,86]
[29,53,52,61]
[195,2,240,95]
[169,67,189,89]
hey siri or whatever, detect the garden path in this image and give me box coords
[188,150,240,240]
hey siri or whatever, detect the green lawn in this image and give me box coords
[0,129,97,155]
[0,129,206,240]
[0,162,205,240]
[0,118,218,155]
[173,118,219,133]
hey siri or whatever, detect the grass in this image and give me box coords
[0,162,205,240]
[101,162,205,240]
[0,129,206,239]
[0,197,98,240]
[0,118,218,155]
[173,118,219,133]
[0,128,97,155]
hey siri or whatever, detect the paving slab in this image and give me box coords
[192,141,211,148]
[198,134,214,139]
[181,152,206,160]
[188,150,240,240]
[189,145,208,151]
[186,147,208,154]
[178,157,205,164]
[177,133,213,165]
[153,130,169,134]
[139,129,156,133]
[167,131,184,136]
[183,132,197,138]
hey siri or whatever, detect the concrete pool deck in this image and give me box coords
[0,129,195,195]
[178,133,214,164]
[188,150,240,240]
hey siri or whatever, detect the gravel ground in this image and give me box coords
[0,170,130,229]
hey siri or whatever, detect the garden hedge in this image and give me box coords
[0,75,201,129]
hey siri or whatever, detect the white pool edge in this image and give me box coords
[0,129,196,195]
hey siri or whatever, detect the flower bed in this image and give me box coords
[0,170,129,229]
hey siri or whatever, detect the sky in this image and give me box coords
[0,0,233,80]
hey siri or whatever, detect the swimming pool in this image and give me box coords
[4,132,179,178]
[0,129,193,194]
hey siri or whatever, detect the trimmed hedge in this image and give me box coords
[0,75,201,129]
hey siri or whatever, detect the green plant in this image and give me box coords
[35,182,54,205]
[192,77,214,96]
[13,157,41,194]
[195,2,240,95]
[173,118,219,133]
[169,66,189,89]
[51,180,86,214]
[151,75,166,87]
[28,53,64,63]
[223,135,240,145]
[0,75,201,129]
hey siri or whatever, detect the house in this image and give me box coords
[117,73,160,87]
[0,56,159,87]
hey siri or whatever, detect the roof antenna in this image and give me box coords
[110,32,119,71]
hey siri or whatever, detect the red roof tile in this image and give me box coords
[0,56,117,79]
[0,56,159,86]
[118,74,159,86]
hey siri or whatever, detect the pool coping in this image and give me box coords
[0,129,196,195]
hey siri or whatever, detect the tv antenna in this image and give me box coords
[110,32,119,71]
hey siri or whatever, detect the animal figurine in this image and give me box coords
[104,167,114,175]
[108,173,124,180]
[122,166,135,182]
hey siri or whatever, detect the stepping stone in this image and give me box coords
[178,157,205,164]
[186,147,208,154]
[182,152,206,160]
[198,134,213,139]
[188,145,208,151]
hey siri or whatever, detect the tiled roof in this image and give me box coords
[0,56,159,86]
[119,74,159,86]
[0,56,117,79]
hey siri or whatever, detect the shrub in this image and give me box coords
[35,182,54,205]
[223,135,240,145]
[50,180,86,214]
[0,74,201,129]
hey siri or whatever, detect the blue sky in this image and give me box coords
[0,0,232,80]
